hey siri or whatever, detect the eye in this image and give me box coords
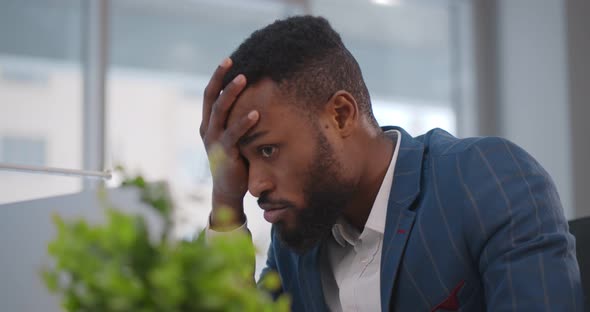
[259,145,278,158]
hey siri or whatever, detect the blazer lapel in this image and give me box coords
[294,127,424,312]
[380,126,424,311]
[298,244,328,312]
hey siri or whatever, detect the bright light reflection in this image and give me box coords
[371,0,401,6]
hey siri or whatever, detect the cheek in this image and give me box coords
[274,154,312,196]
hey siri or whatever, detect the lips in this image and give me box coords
[258,198,292,224]
[258,201,289,223]
[263,207,287,223]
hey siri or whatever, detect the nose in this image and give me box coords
[248,166,274,198]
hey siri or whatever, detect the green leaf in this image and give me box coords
[42,169,290,311]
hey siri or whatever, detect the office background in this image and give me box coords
[0,0,589,310]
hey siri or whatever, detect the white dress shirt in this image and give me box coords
[206,130,401,311]
[320,130,400,312]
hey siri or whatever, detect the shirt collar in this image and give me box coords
[331,130,401,247]
[332,221,361,247]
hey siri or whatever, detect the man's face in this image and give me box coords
[227,79,355,253]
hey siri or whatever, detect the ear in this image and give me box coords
[324,90,359,137]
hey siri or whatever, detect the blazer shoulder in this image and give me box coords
[422,128,523,159]
[430,131,549,181]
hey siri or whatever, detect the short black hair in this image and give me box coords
[223,15,378,127]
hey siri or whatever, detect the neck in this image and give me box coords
[342,130,394,231]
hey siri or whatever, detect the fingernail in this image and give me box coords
[220,58,231,68]
[233,74,245,84]
[248,111,258,120]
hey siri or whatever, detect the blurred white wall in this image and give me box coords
[0,58,82,203]
[496,0,574,217]
[480,0,590,219]
[0,187,163,312]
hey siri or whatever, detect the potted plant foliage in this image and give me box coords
[41,172,289,312]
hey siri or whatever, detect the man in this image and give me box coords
[199,16,583,311]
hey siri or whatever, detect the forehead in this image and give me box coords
[227,78,295,127]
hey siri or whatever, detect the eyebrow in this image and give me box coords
[239,130,269,147]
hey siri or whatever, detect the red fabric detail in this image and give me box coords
[430,280,465,311]
[397,229,406,234]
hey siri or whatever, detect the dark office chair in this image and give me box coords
[568,216,590,308]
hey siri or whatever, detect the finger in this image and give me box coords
[224,110,260,146]
[201,57,232,137]
[209,74,247,133]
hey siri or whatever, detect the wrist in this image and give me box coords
[211,191,246,230]
[210,209,246,230]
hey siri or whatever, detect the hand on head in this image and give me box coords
[200,58,258,229]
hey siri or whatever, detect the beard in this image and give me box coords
[274,130,356,254]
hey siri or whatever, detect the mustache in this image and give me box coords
[257,194,295,208]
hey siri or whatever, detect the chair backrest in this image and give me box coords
[568,216,590,308]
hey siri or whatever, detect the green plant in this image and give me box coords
[42,173,289,312]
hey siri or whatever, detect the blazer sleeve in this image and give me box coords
[458,137,584,311]
[257,225,284,299]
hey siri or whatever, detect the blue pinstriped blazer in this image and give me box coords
[259,126,584,311]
